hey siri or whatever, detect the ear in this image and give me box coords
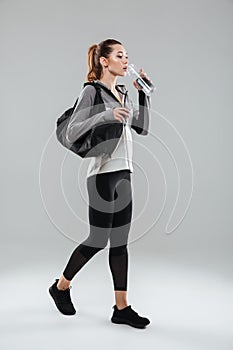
[100,56,109,68]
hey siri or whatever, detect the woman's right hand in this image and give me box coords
[112,107,130,123]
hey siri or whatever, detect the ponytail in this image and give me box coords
[86,44,101,82]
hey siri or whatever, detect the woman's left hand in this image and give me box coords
[133,68,152,91]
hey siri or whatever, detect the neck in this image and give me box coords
[98,73,118,92]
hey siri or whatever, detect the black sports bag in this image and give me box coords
[56,81,123,158]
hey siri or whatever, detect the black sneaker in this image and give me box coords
[111,305,150,329]
[48,278,76,315]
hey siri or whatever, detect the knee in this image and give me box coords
[109,244,128,256]
[81,227,110,252]
[79,244,105,260]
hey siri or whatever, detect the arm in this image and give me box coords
[66,85,115,144]
[131,90,151,136]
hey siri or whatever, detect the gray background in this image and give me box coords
[1,0,233,349]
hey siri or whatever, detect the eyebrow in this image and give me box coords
[117,50,128,54]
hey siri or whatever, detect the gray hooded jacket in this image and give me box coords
[66,79,151,178]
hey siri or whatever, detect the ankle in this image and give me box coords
[57,284,69,291]
[116,303,129,310]
[57,276,71,290]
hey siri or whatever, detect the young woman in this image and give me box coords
[49,38,152,329]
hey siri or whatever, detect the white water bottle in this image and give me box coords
[127,63,155,96]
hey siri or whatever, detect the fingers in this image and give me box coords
[133,80,141,90]
[115,115,125,123]
[133,68,153,91]
[132,68,148,91]
[115,116,124,123]
[139,68,152,82]
[117,109,130,123]
[113,107,130,123]
[120,107,130,113]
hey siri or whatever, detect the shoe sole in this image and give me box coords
[111,316,147,329]
[48,287,76,316]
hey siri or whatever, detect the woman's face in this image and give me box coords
[102,44,129,76]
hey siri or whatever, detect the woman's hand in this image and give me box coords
[133,68,153,91]
[112,107,130,123]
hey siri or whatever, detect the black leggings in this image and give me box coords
[63,169,132,291]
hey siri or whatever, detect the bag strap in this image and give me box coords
[71,81,102,111]
[83,81,102,101]
[83,81,105,117]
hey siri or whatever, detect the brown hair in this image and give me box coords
[86,38,122,82]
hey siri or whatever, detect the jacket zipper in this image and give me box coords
[123,91,130,170]
[112,87,130,170]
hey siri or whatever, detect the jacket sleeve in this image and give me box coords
[66,85,115,144]
[131,90,151,136]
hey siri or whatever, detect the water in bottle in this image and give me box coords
[127,63,155,96]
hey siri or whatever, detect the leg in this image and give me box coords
[108,172,151,327]
[59,172,116,285]
[110,245,129,309]
[57,244,103,290]
[108,170,133,308]
[115,291,128,310]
